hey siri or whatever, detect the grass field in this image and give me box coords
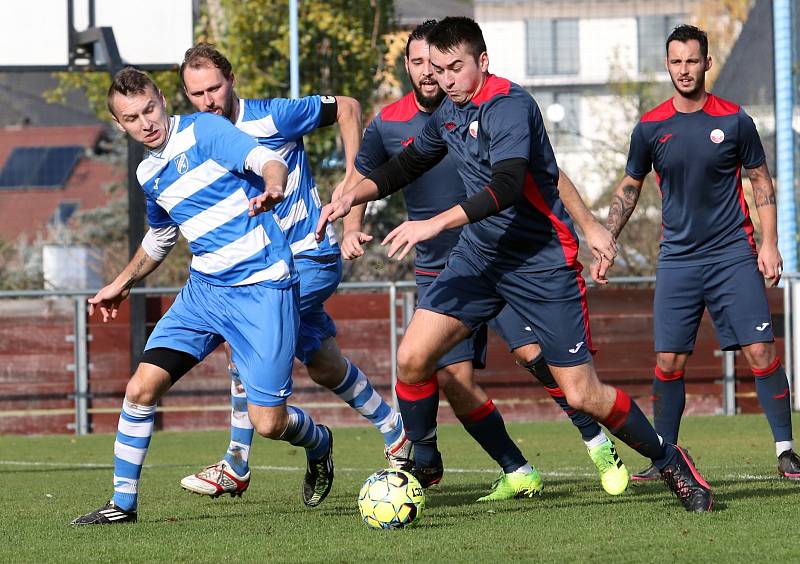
[2,414,800,563]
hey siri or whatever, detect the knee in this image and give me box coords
[656,353,686,374]
[250,408,288,439]
[744,343,776,371]
[125,373,157,405]
[397,344,432,383]
[562,387,589,412]
[512,343,542,365]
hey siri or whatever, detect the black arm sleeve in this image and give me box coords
[317,95,338,127]
[459,158,528,223]
[367,143,448,199]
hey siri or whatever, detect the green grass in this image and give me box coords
[2,415,800,563]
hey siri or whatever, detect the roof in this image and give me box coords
[0,72,104,128]
[394,0,474,26]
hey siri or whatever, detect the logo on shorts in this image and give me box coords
[569,341,585,354]
[658,133,673,143]
[756,322,770,331]
[174,152,189,175]
[524,326,532,332]
[710,129,725,144]
[469,120,479,138]
[320,95,336,104]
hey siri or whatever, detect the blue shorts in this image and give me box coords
[295,256,340,365]
[488,305,540,352]
[417,274,487,370]
[654,256,774,352]
[417,246,593,367]
[146,277,300,407]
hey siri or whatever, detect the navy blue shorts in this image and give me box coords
[654,256,774,352]
[417,246,593,367]
[417,274,487,370]
[488,305,540,352]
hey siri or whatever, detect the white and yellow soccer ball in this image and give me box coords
[358,469,425,529]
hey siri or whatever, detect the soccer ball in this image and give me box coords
[358,469,425,529]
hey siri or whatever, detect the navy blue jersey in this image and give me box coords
[355,92,464,274]
[625,94,764,267]
[412,75,579,273]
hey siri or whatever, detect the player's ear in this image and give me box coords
[704,56,712,72]
[479,51,489,73]
[404,56,410,76]
[110,114,126,134]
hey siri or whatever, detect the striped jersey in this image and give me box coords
[138,112,296,287]
[234,96,339,259]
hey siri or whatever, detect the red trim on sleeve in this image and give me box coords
[640,99,677,123]
[752,356,782,378]
[380,92,421,122]
[395,376,439,401]
[484,185,500,210]
[703,94,740,117]
[602,388,632,431]
[655,366,685,381]
[463,400,496,423]
[470,74,512,106]
[414,269,440,277]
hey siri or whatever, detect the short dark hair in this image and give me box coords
[180,43,233,85]
[107,67,158,116]
[666,24,709,59]
[406,19,438,58]
[427,16,487,63]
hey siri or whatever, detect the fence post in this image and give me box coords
[792,279,800,411]
[389,282,398,410]
[72,297,90,435]
[722,350,736,416]
[784,277,793,400]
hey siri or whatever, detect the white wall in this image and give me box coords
[482,20,527,81]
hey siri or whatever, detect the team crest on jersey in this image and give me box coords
[710,129,725,144]
[174,153,189,175]
[468,121,479,138]
[400,136,414,147]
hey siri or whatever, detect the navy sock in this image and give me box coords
[522,355,602,442]
[652,366,686,445]
[753,357,793,442]
[602,388,666,462]
[458,400,526,473]
[396,377,441,468]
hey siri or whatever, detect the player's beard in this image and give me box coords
[412,81,446,112]
[671,74,705,100]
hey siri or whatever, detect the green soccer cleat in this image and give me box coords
[476,467,543,502]
[588,439,630,496]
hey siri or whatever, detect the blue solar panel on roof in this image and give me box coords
[0,146,83,189]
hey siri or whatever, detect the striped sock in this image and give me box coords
[112,397,156,511]
[330,358,403,446]
[281,405,330,460]
[224,366,254,476]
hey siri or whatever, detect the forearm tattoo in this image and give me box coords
[753,182,776,208]
[122,253,150,290]
[607,183,640,237]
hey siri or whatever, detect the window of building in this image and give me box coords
[638,15,686,74]
[532,90,581,149]
[526,18,579,76]
[0,146,83,190]
[49,201,80,226]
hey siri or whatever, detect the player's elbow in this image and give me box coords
[336,96,361,123]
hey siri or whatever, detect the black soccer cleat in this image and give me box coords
[70,500,137,525]
[660,445,713,512]
[631,463,661,482]
[778,449,800,480]
[410,460,444,489]
[302,425,334,507]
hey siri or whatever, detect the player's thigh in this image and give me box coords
[703,257,775,350]
[222,283,300,407]
[654,265,706,353]
[497,266,592,367]
[489,303,539,353]
[296,258,341,365]
[399,308,472,374]
[144,279,224,366]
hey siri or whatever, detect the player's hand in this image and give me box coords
[590,255,613,285]
[382,219,442,261]
[341,230,373,260]
[249,186,285,216]
[315,193,354,241]
[88,283,130,323]
[583,221,617,265]
[758,242,783,288]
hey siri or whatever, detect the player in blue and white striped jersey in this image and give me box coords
[176,44,409,499]
[71,68,334,526]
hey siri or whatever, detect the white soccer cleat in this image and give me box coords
[180,460,250,498]
[384,431,413,471]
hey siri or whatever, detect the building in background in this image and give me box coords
[476,0,701,200]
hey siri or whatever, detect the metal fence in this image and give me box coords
[1,274,799,435]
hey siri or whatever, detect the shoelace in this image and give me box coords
[664,469,691,499]
[592,447,614,472]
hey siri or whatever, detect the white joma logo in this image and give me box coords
[756,322,770,331]
[569,341,584,354]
